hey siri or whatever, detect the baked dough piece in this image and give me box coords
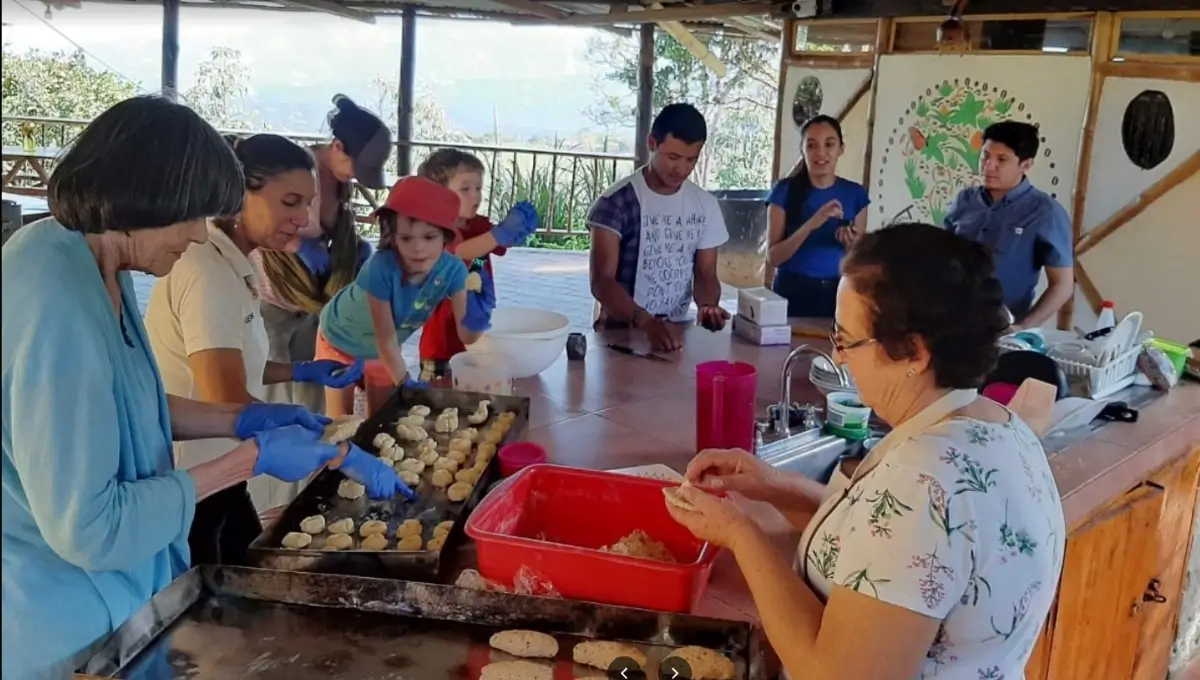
[662,647,735,680]
[380,443,404,462]
[298,515,326,534]
[360,533,389,551]
[467,400,490,425]
[409,404,431,417]
[373,432,397,449]
[281,532,312,549]
[433,456,460,473]
[359,519,387,537]
[418,449,440,465]
[337,479,366,500]
[481,428,504,445]
[447,481,473,502]
[398,470,420,487]
[476,442,497,460]
[431,468,454,488]
[396,519,423,538]
[572,641,647,670]
[448,437,472,453]
[662,485,697,511]
[433,520,454,537]
[465,271,484,294]
[458,427,480,442]
[446,449,469,464]
[425,534,446,551]
[489,630,559,658]
[498,411,517,423]
[395,534,423,551]
[395,423,428,441]
[321,416,364,444]
[396,458,426,475]
[323,533,354,550]
[328,518,355,535]
[434,409,459,433]
[397,413,425,427]
[480,660,551,680]
[455,467,482,485]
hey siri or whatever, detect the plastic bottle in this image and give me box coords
[1095,301,1116,332]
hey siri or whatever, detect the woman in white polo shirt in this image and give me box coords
[145,134,366,565]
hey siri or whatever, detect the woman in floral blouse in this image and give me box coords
[668,222,1065,680]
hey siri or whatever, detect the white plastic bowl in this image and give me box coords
[466,307,571,378]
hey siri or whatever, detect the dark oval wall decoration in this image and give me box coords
[792,75,824,128]
[1121,89,1175,170]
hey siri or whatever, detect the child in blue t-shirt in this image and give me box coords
[766,114,870,318]
[317,176,496,417]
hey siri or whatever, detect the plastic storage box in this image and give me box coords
[465,464,721,613]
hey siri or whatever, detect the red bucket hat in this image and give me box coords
[378,176,463,242]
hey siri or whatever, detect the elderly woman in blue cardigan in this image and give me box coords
[0,97,410,680]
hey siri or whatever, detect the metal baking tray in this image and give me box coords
[246,386,530,581]
[75,566,769,680]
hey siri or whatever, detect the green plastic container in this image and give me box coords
[1148,338,1191,377]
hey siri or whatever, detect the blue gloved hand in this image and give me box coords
[234,403,331,440]
[293,359,364,388]
[462,267,497,333]
[251,425,340,482]
[339,444,418,501]
[401,374,429,390]
[492,201,539,247]
[296,238,331,276]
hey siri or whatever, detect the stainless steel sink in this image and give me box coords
[758,430,854,483]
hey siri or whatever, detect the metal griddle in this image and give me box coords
[246,387,530,581]
[75,567,769,680]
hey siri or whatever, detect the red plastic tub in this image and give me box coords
[497,441,548,477]
[465,464,721,613]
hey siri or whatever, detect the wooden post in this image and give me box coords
[634,23,655,167]
[161,0,180,101]
[397,5,417,176]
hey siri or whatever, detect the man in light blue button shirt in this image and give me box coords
[944,121,1074,329]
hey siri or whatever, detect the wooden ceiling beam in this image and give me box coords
[555,1,777,26]
[829,0,1200,18]
[274,0,375,22]
[488,0,568,20]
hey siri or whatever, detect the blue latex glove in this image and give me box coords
[294,359,364,388]
[296,238,331,276]
[401,374,430,390]
[251,425,340,482]
[492,201,539,247]
[339,444,417,501]
[462,267,497,333]
[234,403,330,440]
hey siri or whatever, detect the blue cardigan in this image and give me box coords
[1,220,197,679]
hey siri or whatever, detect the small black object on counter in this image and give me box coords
[567,332,587,361]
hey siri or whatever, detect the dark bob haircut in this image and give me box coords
[224,133,316,192]
[841,223,1009,390]
[48,95,244,234]
[650,103,707,145]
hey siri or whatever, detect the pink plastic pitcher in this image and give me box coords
[696,361,758,452]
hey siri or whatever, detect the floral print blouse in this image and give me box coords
[798,414,1066,679]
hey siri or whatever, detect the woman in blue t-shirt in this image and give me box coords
[766,115,870,318]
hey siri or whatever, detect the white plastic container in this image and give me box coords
[825,391,872,430]
[450,351,513,396]
[736,287,789,327]
[1095,301,1116,331]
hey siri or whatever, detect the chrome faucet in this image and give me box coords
[774,344,849,437]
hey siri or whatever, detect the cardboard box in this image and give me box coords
[733,314,791,346]
[736,287,788,327]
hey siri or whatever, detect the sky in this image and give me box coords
[0,0,629,137]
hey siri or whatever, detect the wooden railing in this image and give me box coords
[2,115,636,235]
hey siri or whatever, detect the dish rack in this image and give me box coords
[1050,344,1142,399]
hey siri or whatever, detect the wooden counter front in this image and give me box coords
[507,325,1199,680]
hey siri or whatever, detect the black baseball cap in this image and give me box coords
[329,95,392,190]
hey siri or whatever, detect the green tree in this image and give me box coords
[1,43,137,144]
[368,73,465,144]
[183,46,255,129]
[585,30,779,189]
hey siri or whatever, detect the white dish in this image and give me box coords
[1044,397,1111,438]
[465,307,571,378]
[482,307,570,341]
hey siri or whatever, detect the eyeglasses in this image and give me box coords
[829,324,876,354]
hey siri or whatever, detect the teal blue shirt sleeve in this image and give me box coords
[445,256,468,295]
[358,250,397,301]
[8,282,196,572]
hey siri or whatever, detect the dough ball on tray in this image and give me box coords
[360,533,389,551]
[395,534,423,551]
[431,469,454,488]
[328,518,355,535]
[281,532,312,549]
[489,629,559,658]
[447,481,473,502]
[323,533,354,550]
[396,519,423,538]
[572,641,647,671]
[359,519,387,537]
[663,646,735,680]
[337,479,365,501]
[480,660,551,680]
[298,515,326,534]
